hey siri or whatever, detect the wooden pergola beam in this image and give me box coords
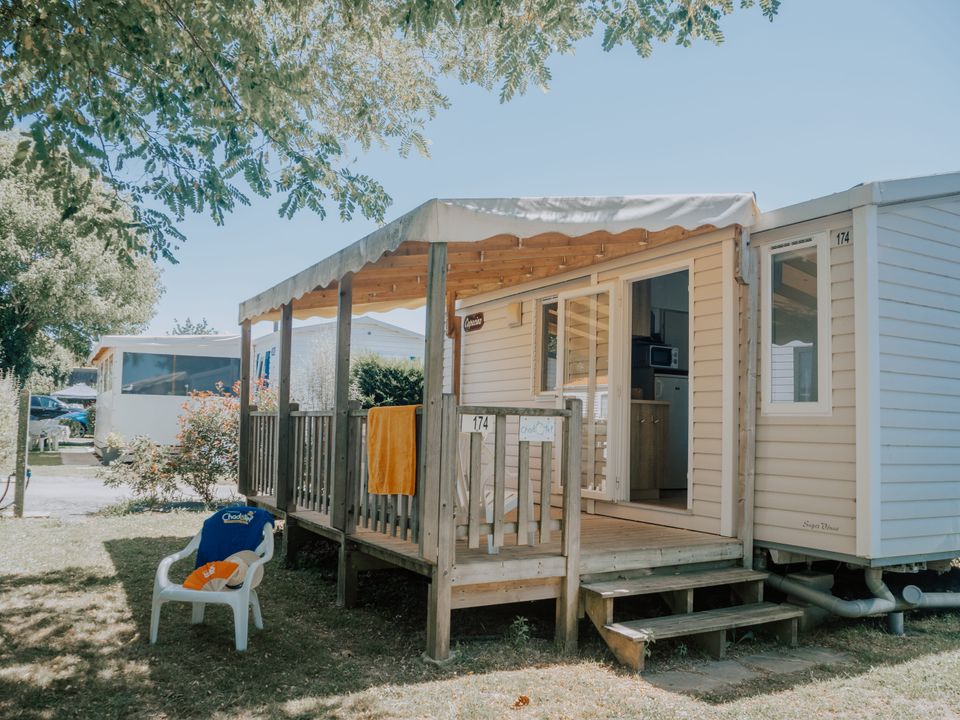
[252,224,720,322]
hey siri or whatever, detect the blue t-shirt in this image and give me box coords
[195,507,274,568]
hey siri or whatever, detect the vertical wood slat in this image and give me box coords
[258,416,265,495]
[259,416,266,495]
[517,441,532,546]
[492,414,506,550]
[540,441,553,544]
[310,417,319,511]
[467,433,482,549]
[250,415,258,493]
[399,494,410,541]
[412,415,422,543]
[345,409,362,532]
[293,415,301,508]
[360,429,370,528]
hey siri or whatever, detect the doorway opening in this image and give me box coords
[627,269,690,508]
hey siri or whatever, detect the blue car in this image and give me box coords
[30,395,89,435]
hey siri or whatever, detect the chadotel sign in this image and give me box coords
[463,312,485,332]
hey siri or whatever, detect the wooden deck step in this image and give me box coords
[609,602,804,642]
[597,602,804,672]
[582,568,768,599]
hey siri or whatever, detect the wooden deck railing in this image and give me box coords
[249,410,278,497]
[454,405,572,554]
[290,410,334,514]
[349,408,424,542]
[245,396,582,569]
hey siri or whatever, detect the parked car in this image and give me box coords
[29,395,89,435]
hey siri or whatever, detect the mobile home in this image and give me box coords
[253,317,424,408]
[90,335,240,449]
[230,173,960,669]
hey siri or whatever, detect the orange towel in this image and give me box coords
[367,405,420,496]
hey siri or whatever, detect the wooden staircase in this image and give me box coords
[581,567,804,672]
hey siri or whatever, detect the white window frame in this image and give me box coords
[534,296,560,397]
[760,232,833,416]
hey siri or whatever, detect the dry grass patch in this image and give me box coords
[2,513,960,719]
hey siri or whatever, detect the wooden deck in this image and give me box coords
[250,494,742,586]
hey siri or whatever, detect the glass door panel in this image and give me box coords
[560,289,612,499]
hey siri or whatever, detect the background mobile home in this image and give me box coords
[90,335,241,449]
[253,317,424,408]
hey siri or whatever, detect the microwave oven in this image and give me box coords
[633,341,679,370]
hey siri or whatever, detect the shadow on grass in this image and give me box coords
[6,529,958,719]
[80,534,562,719]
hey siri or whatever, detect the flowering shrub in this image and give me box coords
[100,436,178,506]
[253,376,278,413]
[175,382,239,507]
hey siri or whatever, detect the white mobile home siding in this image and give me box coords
[877,196,960,559]
[753,213,858,556]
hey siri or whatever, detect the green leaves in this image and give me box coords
[0,133,162,382]
[1,1,778,261]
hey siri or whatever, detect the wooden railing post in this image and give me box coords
[330,273,353,530]
[556,397,583,652]
[426,393,457,662]
[275,303,295,513]
[419,242,448,562]
[238,319,252,497]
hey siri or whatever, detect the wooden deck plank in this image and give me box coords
[245,495,742,586]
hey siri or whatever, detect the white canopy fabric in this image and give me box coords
[239,193,758,323]
[51,383,98,401]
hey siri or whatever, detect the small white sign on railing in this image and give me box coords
[519,416,557,443]
[461,414,494,434]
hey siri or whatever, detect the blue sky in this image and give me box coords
[146,0,960,338]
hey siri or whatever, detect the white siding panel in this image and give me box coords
[753,215,858,556]
[878,197,960,560]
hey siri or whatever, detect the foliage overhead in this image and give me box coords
[0,133,162,385]
[170,317,217,336]
[1,0,779,260]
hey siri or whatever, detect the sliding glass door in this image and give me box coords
[558,286,616,500]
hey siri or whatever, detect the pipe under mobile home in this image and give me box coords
[765,570,920,619]
[901,584,960,610]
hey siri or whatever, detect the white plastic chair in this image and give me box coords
[149,521,274,651]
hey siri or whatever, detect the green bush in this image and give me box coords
[351,354,424,408]
[100,383,239,509]
[100,436,178,507]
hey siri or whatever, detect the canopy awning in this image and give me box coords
[51,382,98,401]
[239,193,758,323]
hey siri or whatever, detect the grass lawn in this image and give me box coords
[2,512,960,719]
